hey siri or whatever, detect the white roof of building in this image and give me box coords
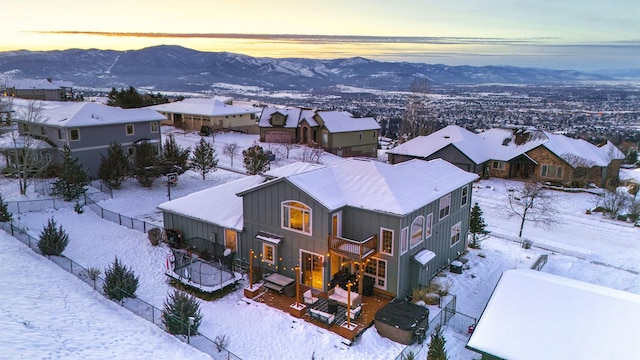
[157,175,265,231]
[388,125,624,167]
[467,269,640,360]
[277,158,478,215]
[316,111,380,133]
[263,162,323,178]
[259,107,312,128]
[31,102,165,127]
[10,79,62,90]
[149,98,254,117]
[620,167,640,184]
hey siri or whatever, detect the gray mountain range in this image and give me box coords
[0,45,621,93]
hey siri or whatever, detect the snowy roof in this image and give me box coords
[412,249,436,266]
[620,167,640,184]
[157,175,265,231]
[246,158,478,216]
[388,125,489,164]
[149,98,254,117]
[22,102,166,127]
[389,125,624,167]
[258,106,318,128]
[315,111,380,133]
[9,79,63,90]
[263,162,323,178]
[467,269,640,360]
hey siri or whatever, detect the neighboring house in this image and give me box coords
[11,102,164,178]
[159,158,478,299]
[259,106,381,157]
[466,269,640,360]
[6,79,73,101]
[388,125,625,188]
[149,97,258,134]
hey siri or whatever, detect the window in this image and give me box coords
[40,126,46,135]
[23,123,30,133]
[365,258,387,289]
[57,128,64,140]
[541,164,563,179]
[401,227,408,254]
[410,216,424,248]
[150,122,158,133]
[70,128,80,141]
[380,228,394,255]
[262,243,275,264]
[461,185,469,207]
[439,194,451,220]
[492,161,505,170]
[358,131,363,140]
[126,124,135,136]
[282,201,311,235]
[127,147,135,157]
[425,213,433,238]
[224,229,237,252]
[451,222,461,246]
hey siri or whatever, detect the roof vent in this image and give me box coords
[502,138,512,146]
[444,135,450,139]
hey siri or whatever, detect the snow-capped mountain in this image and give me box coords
[0,45,611,93]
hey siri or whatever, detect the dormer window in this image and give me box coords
[270,113,286,127]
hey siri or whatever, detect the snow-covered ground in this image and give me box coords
[1,129,639,359]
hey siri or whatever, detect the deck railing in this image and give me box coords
[328,234,377,261]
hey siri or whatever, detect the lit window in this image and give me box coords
[224,229,237,251]
[380,228,394,255]
[263,243,274,264]
[439,194,451,220]
[365,258,387,289]
[451,222,461,246]
[461,185,468,207]
[410,216,424,248]
[282,201,312,235]
[70,128,80,141]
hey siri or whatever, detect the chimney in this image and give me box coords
[514,128,530,145]
[46,78,52,83]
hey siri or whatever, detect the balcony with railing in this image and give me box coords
[328,234,377,261]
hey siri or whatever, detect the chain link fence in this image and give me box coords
[0,218,241,359]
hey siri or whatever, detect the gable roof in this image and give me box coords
[259,107,307,128]
[10,79,64,90]
[467,269,640,360]
[243,158,478,216]
[389,125,624,168]
[157,175,265,231]
[149,98,254,117]
[315,111,380,133]
[29,102,165,127]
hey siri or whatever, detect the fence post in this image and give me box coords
[119,213,122,226]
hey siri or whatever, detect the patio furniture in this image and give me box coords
[345,305,362,320]
[303,289,319,305]
[263,273,295,293]
[327,299,338,314]
[328,285,361,307]
[309,308,335,325]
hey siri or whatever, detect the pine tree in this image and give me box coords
[103,256,139,302]
[160,134,190,175]
[132,142,161,187]
[242,144,270,175]
[469,202,489,249]
[0,194,12,223]
[51,145,90,201]
[162,290,203,335]
[427,324,449,360]
[38,217,69,256]
[98,142,130,189]
[190,138,218,180]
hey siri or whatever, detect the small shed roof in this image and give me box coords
[466,269,640,360]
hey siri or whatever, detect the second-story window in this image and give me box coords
[410,216,424,248]
[150,122,158,133]
[461,185,469,207]
[380,228,394,255]
[126,124,135,136]
[439,194,451,220]
[70,128,80,141]
[282,201,311,235]
[57,128,64,140]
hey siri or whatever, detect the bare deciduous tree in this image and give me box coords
[278,141,297,159]
[296,145,324,164]
[502,181,562,238]
[5,100,52,195]
[597,189,629,219]
[400,78,438,141]
[223,143,239,167]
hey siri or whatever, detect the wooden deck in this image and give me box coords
[252,285,392,342]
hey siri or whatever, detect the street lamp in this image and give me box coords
[187,316,195,344]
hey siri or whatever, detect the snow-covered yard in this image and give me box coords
[1,129,639,359]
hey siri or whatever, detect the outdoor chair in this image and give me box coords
[303,289,318,305]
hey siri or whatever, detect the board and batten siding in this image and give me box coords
[161,212,230,250]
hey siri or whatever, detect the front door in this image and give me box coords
[301,250,324,290]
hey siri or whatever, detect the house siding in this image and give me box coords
[526,146,572,185]
[327,131,378,157]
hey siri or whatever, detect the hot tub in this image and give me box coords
[374,300,429,344]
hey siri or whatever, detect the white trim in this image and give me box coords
[439,193,451,220]
[331,211,342,237]
[425,213,433,238]
[125,123,135,136]
[262,243,275,265]
[300,249,324,290]
[410,216,424,249]
[461,185,469,207]
[400,227,409,255]
[69,128,80,141]
[450,222,461,247]
[379,227,394,256]
[365,257,387,290]
[281,200,312,235]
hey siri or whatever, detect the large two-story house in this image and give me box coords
[11,101,164,178]
[159,158,478,298]
[149,97,258,134]
[6,79,73,101]
[259,106,380,157]
[388,125,624,188]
